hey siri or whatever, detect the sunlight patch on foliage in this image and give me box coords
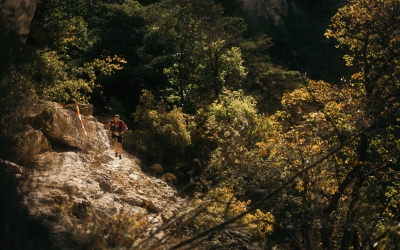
[37,49,125,103]
[192,186,274,240]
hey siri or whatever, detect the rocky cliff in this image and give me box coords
[241,0,290,24]
[3,101,186,249]
[0,0,38,36]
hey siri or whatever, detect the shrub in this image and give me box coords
[196,90,279,185]
[190,186,275,243]
[126,90,192,173]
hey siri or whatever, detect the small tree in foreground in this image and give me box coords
[126,90,192,173]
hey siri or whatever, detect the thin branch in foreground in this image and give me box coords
[130,200,212,249]
[0,158,24,174]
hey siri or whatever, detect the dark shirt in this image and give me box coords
[108,120,127,132]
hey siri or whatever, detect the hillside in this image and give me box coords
[2,0,400,249]
[1,102,186,249]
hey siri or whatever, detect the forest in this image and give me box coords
[1,0,400,249]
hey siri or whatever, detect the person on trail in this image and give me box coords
[107,114,127,159]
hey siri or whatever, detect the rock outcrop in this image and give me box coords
[26,102,109,152]
[0,0,39,36]
[241,0,268,18]
[241,0,289,24]
[14,101,186,249]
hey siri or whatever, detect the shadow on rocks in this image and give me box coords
[0,164,87,250]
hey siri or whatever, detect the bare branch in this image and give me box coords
[0,158,24,174]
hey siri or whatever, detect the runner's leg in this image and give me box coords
[118,135,123,158]
[113,137,118,153]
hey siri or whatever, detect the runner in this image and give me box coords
[107,114,127,159]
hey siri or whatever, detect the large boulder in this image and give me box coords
[28,102,109,152]
[19,125,50,162]
[63,103,94,116]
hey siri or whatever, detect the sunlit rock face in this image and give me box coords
[15,101,186,249]
[26,102,109,152]
[241,0,268,18]
[265,0,289,24]
[0,0,39,36]
[241,0,289,24]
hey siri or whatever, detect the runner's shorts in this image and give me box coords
[112,133,123,143]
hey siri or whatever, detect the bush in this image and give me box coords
[125,90,193,173]
[196,90,278,182]
[190,186,275,245]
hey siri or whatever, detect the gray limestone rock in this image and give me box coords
[0,0,38,36]
[26,102,109,152]
[20,148,187,247]
[19,125,50,162]
[63,103,94,116]
[15,102,187,248]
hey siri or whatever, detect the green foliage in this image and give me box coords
[163,41,247,110]
[35,49,125,103]
[239,35,304,114]
[140,0,249,112]
[4,0,400,248]
[197,89,275,149]
[196,89,280,197]
[254,75,400,248]
[31,0,94,54]
[0,29,38,161]
[107,95,127,119]
[184,69,400,248]
[29,0,128,104]
[179,75,399,249]
[89,0,144,60]
[192,186,275,241]
[325,0,400,98]
[0,0,128,161]
[127,90,192,171]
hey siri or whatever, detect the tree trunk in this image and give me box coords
[301,171,312,249]
[320,135,368,249]
[339,176,365,250]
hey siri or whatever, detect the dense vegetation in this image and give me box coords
[1,0,400,249]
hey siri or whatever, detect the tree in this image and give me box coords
[141,0,247,112]
[29,0,93,54]
[320,0,400,248]
[35,50,125,103]
[87,0,147,114]
[165,78,399,250]
[128,90,192,172]
[267,0,348,83]
[29,0,128,103]
[240,34,304,114]
[155,1,400,249]
[325,0,400,100]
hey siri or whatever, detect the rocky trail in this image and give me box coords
[8,101,187,249]
[22,147,184,217]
